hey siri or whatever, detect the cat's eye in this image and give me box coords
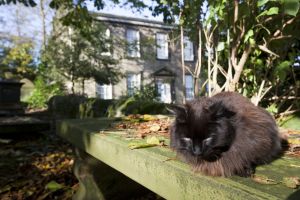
[179,137,193,150]
[203,137,213,146]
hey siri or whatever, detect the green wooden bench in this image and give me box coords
[57,118,300,200]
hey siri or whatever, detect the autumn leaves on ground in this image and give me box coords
[0,133,78,200]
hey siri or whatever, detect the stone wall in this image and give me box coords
[62,13,199,103]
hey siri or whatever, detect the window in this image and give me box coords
[184,36,194,61]
[126,29,140,58]
[101,28,111,56]
[156,33,168,59]
[96,83,113,99]
[185,75,194,100]
[156,79,172,103]
[127,73,141,96]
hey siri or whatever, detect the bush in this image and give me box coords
[48,95,114,119]
[124,100,168,115]
[26,76,64,109]
[79,98,114,118]
[48,94,86,118]
[107,85,168,117]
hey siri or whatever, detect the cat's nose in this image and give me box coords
[192,145,202,156]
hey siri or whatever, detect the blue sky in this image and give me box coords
[0,0,163,57]
[86,0,163,21]
[0,0,162,39]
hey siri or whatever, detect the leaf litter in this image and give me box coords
[0,133,78,200]
[112,115,300,157]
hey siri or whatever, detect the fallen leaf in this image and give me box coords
[45,180,64,192]
[146,136,161,145]
[252,174,278,185]
[282,177,300,189]
[128,142,157,150]
[150,124,161,132]
[288,138,300,145]
[0,185,12,194]
[143,114,157,121]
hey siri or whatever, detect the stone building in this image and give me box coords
[67,13,197,104]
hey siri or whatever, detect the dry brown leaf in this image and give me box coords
[252,175,278,185]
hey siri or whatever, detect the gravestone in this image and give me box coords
[0,80,50,137]
[0,80,24,116]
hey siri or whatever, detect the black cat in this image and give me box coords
[169,92,282,177]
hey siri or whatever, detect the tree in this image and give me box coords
[150,0,205,97]
[45,15,120,94]
[151,0,299,95]
[2,0,299,114]
[35,0,55,50]
[0,0,147,38]
[1,37,36,80]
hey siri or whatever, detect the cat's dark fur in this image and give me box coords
[169,92,282,177]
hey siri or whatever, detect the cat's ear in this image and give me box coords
[167,104,188,123]
[209,101,235,119]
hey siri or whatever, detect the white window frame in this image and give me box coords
[126,29,140,58]
[156,33,168,59]
[156,78,172,103]
[101,28,111,56]
[184,36,194,61]
[96,83,113,100]
[127,73,141,96]
[185,75,194,100]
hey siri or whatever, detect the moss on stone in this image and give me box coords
[57,118,300,200]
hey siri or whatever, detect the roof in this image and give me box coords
[91,12,176,30]
[152,67,176,77]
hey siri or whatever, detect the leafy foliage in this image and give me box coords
[151,0,300,115]
[26,75,64,109]
[0,0,37,6]
[48,95,114,118]
[45,18,121,93]
[107,85,168,117]
[48,94,87,118]
[1,38,36,80]
[2,0,299,116]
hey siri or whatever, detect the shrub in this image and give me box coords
[48,95,114,119]
[79,98,114,118]
[26,76,64,109]
[107,85,168,117]
[124,100,168,115]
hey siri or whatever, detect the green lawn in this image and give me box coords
[281,115,300,130]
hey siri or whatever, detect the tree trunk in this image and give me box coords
[71,76,75,94]
[82,79,85,95]
[229,45,252,91]
[40,0,47,50]
[194,26,202,97]
[180,24,186,103]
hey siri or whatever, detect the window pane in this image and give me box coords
[156,79,171,103]
[156,33,168,59]
[185,75,194,100]
[126,29,140,57]
[127,73,141,96]
[96,83,113,99]
[101,28,111,56]
[184,36,194,61]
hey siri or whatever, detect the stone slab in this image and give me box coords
[0,116,50,136]
[57,118,300,200]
